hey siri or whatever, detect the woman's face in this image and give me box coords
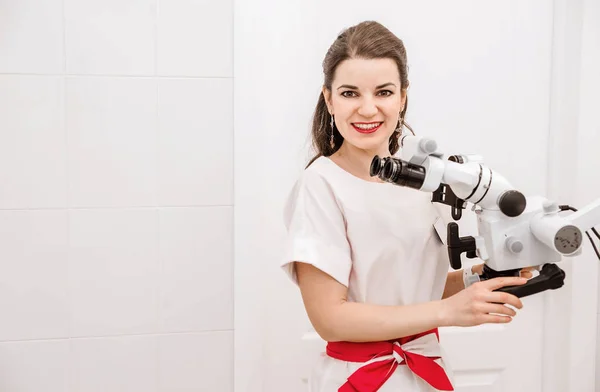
[323,57,406,155]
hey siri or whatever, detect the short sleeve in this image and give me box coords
[280,170,352,287]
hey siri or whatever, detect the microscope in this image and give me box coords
[370,135,600,298]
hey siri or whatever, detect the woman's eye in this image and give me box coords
[378,90,394,96]
[341,91,357,98]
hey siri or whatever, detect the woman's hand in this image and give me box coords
[519,267,535,279]
[439,276,528,327]
[472,263,536,279]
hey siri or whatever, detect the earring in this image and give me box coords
[391,114,404,150]
[396,111,404,134]
[330,114,335,149]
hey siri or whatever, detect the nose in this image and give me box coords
[357,96,378,118]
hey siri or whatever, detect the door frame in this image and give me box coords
[543,0,597,390]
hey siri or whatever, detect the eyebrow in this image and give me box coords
[337,82,397,90]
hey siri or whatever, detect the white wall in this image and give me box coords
[0,1,233,391]
[576,0,600,388]
[547,0,600,389]
[234,1,597,391]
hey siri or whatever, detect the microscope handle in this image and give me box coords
[494,263,566,298]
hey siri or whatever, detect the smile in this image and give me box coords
[352,122,383,134]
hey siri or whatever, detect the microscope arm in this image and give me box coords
[565,198,600,232]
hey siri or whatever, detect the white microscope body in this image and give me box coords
[370,135,600,297]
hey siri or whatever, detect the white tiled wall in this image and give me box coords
[0,0,233,390]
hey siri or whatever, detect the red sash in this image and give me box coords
[326,328,454,392]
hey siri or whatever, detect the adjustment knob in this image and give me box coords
[506,237,524,254]
[419,138,438,154]
[498,190,527,217]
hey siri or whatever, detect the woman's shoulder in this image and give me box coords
[303,155,337,177]
[291,156,342,191]
[286,157,339,202]
[282,156,346,229]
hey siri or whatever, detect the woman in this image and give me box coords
[281,20,530,391]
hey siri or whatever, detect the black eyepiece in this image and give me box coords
[370,155,384,177]
[369,156,426,190]
[383,159,397,179]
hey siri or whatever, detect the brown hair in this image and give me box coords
[307,21,414,167]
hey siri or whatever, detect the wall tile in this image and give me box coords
[157,78,232,206]
[69,208,159,337]
[0,210,69,341]
[71,335,157,392]
[157,0,233,77]
[66,77,157,208]
[0,75,67,209]
[0,0,64,74]
[0,340,70,392]
[158,331,233,391]
[159,207,233,332]
[65,0,156,75]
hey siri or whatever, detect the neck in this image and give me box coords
[332,142,392,182]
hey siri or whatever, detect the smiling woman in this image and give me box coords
[305,20,415,173]
[279,20,529,392]
[324,58,405,159]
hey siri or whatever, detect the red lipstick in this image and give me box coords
[352,122,383,134]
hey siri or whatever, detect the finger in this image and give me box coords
[484,276,528,291]
[479,303,517,317]
[520,271,533,279]
[486,291,524,309]
[480,314,513,324]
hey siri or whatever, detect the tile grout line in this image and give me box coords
[0,329,235,344]
[61,0,77,387]
[60,0,75,389]
[0,72,232,80]
[230,0,236,379]
[0,205,234,211]
[155,1,161,385]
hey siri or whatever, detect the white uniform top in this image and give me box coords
[281,156,455,391]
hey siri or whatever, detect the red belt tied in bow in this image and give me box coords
[326,328,454,392]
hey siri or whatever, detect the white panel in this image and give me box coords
[0,210,69,341]
[452,370,503,392]
[69,208,159,337]
[158,206,233,332]
[64,0,156,75]
[0,0,64,74]
[0,340,69,392]
[157,331,233,391]
[234,0,320,389]
[440,292,543,391]
[597,313,600,391]
[0,75,67,209]
[298,332,325,385]
[66,77,157,208]
[70,335,158,392]
[157,0,233,77]
[157,78,233,206]
[572,0,600,390]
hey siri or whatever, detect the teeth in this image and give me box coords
[354,122,382,130]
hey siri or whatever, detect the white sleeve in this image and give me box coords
[280,170,352,287]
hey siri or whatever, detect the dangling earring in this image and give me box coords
[396,110,404,134]
[391,112,404,150]
[330,114,335,149]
